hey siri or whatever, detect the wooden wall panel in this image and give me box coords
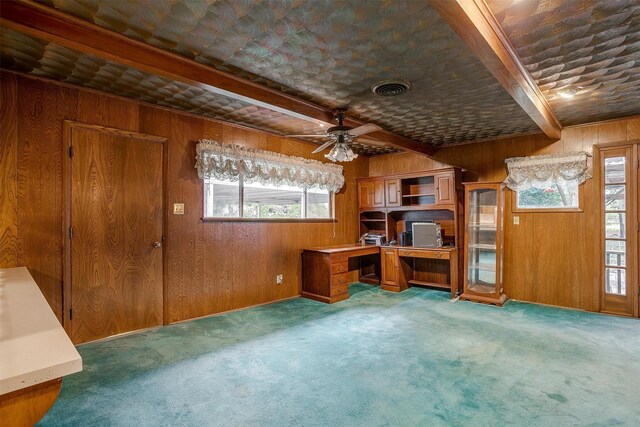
[1,73,365,326]
[370,115,640,311]
[0,74,18,268]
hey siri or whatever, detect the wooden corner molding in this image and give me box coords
[429,0,563,140]
[0,0,434,156]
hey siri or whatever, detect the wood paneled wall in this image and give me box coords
[371,116,640,311]
[0,73,366,324]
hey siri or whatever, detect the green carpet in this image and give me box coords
[39,284,640,426]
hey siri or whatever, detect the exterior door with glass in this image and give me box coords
[598,144,639,317]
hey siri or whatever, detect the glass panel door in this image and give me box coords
[467,188,498,295]
[599,145,637,317]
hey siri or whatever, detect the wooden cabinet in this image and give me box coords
[460,182,507,306]
[380,248,399,289]
[385,179,402,207]
[435,172,454,205]
[358,179,385,208]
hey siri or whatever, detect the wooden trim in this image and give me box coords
[201,218,338,223]
[62,121,169,335]
[429,0,562,139]
[565,114,640,129]
[0,1,433,156]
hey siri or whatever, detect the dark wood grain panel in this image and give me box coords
[3,73,366,329]
[0,73,18,268]
[69,126,164,343]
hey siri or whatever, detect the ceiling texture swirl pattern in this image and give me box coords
[1,0,638,153]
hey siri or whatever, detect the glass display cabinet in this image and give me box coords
[461,182,507,306]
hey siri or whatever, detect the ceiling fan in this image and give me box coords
[286,110,385,162]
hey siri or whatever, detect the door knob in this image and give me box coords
[153,242,162,248]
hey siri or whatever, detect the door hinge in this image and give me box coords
[69,308,73,320]
[69,146,74,158]
[69,226,73,239]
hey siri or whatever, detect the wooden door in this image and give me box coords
[435,172,454,205]
[66,123,165,343]
[385,179,402,207]
[598,145,638,317]
[381,249,398,287]
[372,180,386,207]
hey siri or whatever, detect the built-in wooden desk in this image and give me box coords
[381,246,459,299]
[302,244,380,303]
[302,244,460,303]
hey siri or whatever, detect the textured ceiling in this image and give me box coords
[0,28,394,156]
[487,0,640,125]
[28,0,542,148]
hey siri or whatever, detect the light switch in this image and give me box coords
[513,215,519,225]
[173,203,185,215]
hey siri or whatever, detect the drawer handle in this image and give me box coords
[337,265,345,272]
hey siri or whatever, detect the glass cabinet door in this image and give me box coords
[466,188,498,295]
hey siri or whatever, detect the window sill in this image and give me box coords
[201,217,337,223]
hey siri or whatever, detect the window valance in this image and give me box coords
[195,140,345,193]
[503,152,591,191]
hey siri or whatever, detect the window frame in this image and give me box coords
[201,176,335,222]
[511,181,584,213]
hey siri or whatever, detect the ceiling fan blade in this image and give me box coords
[356,137,387,148]
[286,134,326,138]
[312,140,337,154]
[348,123,382,137]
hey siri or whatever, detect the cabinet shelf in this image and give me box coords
[469,263,496,272]
[468,243,497,250]
[360,219,386,222]
[408,279,451,290]
[468,224,497,230]
[466,283,496,294]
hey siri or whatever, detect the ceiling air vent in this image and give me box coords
[371,80,412,97]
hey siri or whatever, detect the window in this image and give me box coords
[196,141,343,220]
[204,178,332,219]
[504,152,590,211]
[516,181,579,209]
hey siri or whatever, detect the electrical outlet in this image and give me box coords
[173,203,184,215]
[276,274,283,285]
[513,215,520,225]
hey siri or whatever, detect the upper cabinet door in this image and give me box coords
[435,172,454,205]
[372,180,386,207]
[358,180,373,208]
[385,179,402,207]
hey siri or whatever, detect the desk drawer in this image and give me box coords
[331,273,349,286]
[330,262,349,274]
[398,249,450,260]
[330,253,349,263]
[330,283,349,296]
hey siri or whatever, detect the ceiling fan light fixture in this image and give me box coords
[325,141,358,163]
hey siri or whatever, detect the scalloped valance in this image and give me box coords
[504,152,591,191]
[195,141,345,193]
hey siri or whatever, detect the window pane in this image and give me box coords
[204,179,240,217]
[605,240,626,267]
[605,268,626,295]
[516,181,579,209]
[307,188,331,218]
[243,182,303,218]
[604,157,625,184]
[604,185,625,211]
[605,213,625,238]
